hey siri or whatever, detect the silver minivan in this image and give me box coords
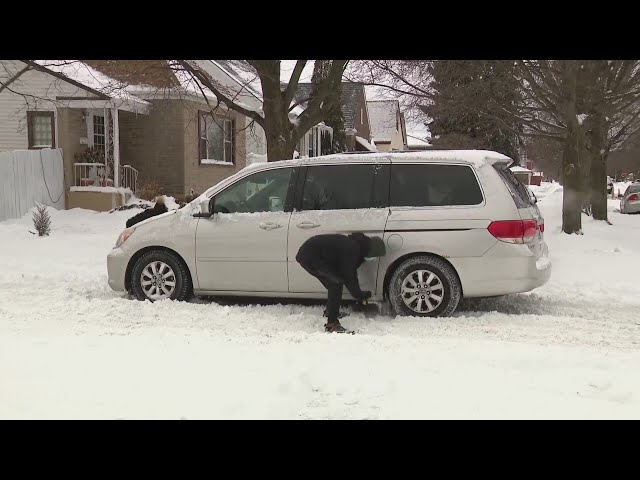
[107,150,551,317]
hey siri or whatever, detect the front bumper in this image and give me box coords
[107,248,129,292]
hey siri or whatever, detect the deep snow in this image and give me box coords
[1,184,639,419]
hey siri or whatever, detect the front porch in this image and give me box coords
[58,98,149,211]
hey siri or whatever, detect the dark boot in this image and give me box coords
[324,321,355,334]
[323,309,349,319]
[325,322,347,333]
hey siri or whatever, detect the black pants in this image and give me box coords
[298,261,343,324]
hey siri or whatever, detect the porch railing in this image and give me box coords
[120,165,139,195]
[73,162,139,195]
[73,162,110,187]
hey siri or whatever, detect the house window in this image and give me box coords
[199,112,235,164]
[27,111,55,149]
[361,108,364,125]
[93,114,106,150]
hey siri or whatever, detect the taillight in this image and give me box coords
[488,220,538,244]
[539,222,545,233]
[628,194,638,201]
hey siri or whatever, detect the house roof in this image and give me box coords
[407,134,431,148]
[510,166,533,173]
[212,60,262,100]
[367,100,400,143]
[355,135,377,152]
[291,82,366,130]
[32,60,152,113]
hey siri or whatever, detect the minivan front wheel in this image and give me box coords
[131,250,192,302]
[388,255,461,317]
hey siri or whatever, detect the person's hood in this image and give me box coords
[348,233,386,259]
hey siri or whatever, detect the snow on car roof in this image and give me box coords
[304,150,512,167]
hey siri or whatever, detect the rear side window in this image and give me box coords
[390,164,483,207]
[494,166,535,208]
[300,164,389,211]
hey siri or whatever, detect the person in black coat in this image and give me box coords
[296,232,386,333]
[126,196,168,228]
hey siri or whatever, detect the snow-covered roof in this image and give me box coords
[212,60,262,100]
[367,100,400,142]
[510,166,533,173]
[407,134,431,148]
[33,60,151,114]
[355,135,377,152]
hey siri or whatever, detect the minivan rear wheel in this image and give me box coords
[388,255,461,317]
[131,250,192,302]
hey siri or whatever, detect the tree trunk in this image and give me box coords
[265,128,295,162]
[590,151,608,221]
[562,132,583,234]
[588,115,608,221]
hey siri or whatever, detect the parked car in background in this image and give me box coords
[607,176,614,196]
[620,183,640,214]
[107,150,551,318]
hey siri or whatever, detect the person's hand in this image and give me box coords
[359,291,372,301]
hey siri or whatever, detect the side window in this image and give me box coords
[213,168,293,214]
[300,164,388,211]
[494,166,535,208]
[390,164,483,207]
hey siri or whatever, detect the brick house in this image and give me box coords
[0,60,261,210]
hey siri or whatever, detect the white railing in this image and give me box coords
[73,162,111,187]
[120,165,139,194]
[73,162,138,194]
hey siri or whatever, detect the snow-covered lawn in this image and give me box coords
[1,184,639,419]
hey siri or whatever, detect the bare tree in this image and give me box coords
[177,60,349,161]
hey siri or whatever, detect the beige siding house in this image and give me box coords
[367,100,408,152]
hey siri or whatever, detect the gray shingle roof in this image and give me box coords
[292,82,365,130]
[367,100,400,142]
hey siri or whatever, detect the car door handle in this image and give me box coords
[259,222,282,230]
[296,221,320,229]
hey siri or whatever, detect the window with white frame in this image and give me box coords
[199,112,235,164]
[93,114,106,149]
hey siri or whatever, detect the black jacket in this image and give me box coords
[126,197,168,228]
[296,233,371,299]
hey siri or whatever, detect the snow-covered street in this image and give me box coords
[1,183,640,419]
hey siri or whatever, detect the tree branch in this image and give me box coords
[282,60,307,106]
[0,63,32,94]
[177,60,265,127]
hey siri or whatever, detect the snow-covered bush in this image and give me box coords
[32,203,51,236]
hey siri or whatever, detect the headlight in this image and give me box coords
[114,227,135,249]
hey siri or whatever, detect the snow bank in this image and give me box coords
[1,181,640,419]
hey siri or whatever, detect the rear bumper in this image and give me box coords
[451,242,551,297]
[107,248,129,292]
[624,201,640,213]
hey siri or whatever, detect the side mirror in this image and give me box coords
[192,196,215,218]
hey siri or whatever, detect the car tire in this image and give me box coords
[388,255,461,317]
[131,250,192,302]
